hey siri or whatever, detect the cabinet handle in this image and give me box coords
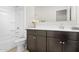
[33,36,36,39]
[62,42,65,44]
[59,41,62,44]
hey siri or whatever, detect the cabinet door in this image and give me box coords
[67,32,77,41]
[64,40,77,52]
[27,35,36,52]
[47,37,63,52]
[36,36,46,52]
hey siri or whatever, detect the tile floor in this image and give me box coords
[8,47,29,52]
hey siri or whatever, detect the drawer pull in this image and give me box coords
[62,42,65,44]
[59,41,62,44]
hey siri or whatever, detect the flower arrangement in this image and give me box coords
[32,20,39,28]
[32,19,46,28]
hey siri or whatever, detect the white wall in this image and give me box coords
[35,6,69,22]
[15,6,25,38]
[0,7,16,51]
[0,6,77,51]
[24,6,35,44]
[23,6,77,29]
[76,6,79,26]
[15,6,35,40]
[0,6,35,51]
[25,6,35,28]
[35,6,77,28]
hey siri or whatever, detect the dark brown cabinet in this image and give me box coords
[27,30,36,51]
[47,37,63,52]
[27,30,47,52]
[36,30,46,52]
[36,36,46,52]
[27,30,79,52]
[64,32,79,52]
[47,31,66,52]
[27,35,36,51]
[64,40,77,52]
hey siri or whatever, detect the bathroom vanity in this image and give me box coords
[26,28,79,52]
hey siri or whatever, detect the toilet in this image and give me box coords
[15,38,26,52]
[15,28,26,52]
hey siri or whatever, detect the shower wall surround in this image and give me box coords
[0,7,16,51]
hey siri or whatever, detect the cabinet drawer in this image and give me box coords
[47,31,64,38]
[27,30,36,35]
[27,30,46,36]
[36,30,46,36]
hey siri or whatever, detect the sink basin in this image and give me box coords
[72,27,79,30]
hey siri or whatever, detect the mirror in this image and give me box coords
[35,6,71,22]
[56,9,67,21]
[56,6,71,21]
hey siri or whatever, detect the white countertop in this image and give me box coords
[26,28,79,32]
